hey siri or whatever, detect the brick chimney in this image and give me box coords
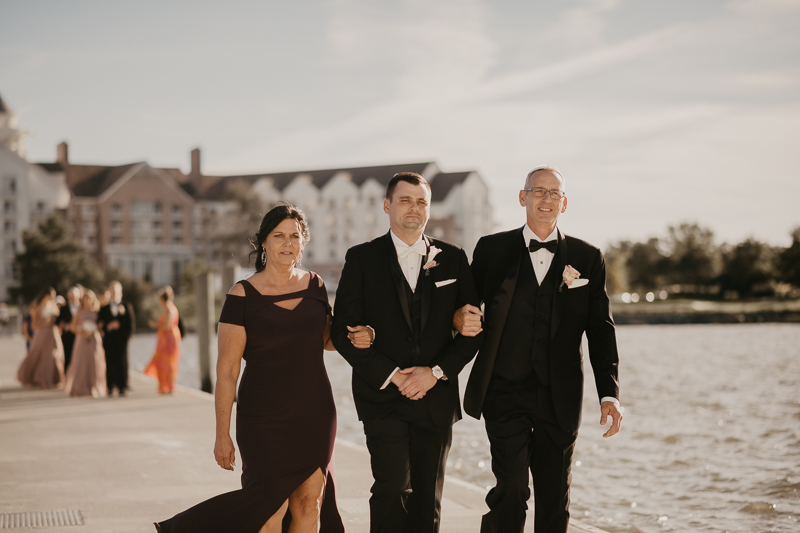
[57,141,69,166]
[190,147,202,193]
[190,147,201,177]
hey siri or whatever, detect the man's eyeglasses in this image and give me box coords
[522,188,565,200]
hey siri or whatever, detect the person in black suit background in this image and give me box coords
[98,281,135,396]
[332,172,483,533]
[57,286,82,372]
[455,166,622,533]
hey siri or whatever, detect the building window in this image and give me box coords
[110,204,123,218]
[171,220,182,231]
[130,201,161,216]
[36,201,46,214]
[81,204,96,218]
[111,236,123,244]
[110,220,123,234]
[144,260,153,282]
[4,220,14,233]
[172,236,183,244]
[3,201,13,214]
[152,220,162,232]
[155,236,163,244]
[171,205,183,218]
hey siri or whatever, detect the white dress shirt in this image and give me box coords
[523,224,619,408]
[390,230,426,292]
[523,224,558,284]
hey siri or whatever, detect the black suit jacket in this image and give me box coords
[332,232,484,428]
[464,227,619,433]
[98,301,136,342]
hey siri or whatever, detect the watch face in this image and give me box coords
[433,366,443,379]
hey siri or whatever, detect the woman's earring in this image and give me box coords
[261,249,267,265]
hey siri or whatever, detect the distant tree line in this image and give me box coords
[604,222,800,299]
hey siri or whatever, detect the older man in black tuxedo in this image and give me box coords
[332,172,483,533]
[455,166,622,533]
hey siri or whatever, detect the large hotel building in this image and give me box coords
[0,94,493,301]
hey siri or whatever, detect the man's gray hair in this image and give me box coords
[525,165,565,190]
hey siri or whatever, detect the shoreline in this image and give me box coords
[611,298,800,325]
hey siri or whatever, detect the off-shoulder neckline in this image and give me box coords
[238,271,320,298]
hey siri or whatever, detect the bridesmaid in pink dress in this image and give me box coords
[64,290,107,398]
[16,287,65,388]
[144,286,181,394]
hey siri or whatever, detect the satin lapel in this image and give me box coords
[384,232,412,330]
[551,228,568,339]
[420,235,433,332]
[485,227,525,350]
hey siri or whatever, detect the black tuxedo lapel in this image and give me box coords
[551,228,568,339]
[419,236,434,332]
[481,227,525,367]
[383,232,412,330]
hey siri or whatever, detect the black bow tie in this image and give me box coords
[529,240,557,253]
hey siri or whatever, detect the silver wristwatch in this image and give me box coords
[431,365,444,380]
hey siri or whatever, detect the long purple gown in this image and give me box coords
[157,272,344,532]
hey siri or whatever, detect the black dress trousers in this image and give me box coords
[480,374,577,533]
[363,399,452,533]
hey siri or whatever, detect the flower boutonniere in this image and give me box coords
[559,265,581,292]
[423,246,442,276]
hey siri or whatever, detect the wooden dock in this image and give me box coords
[0,335,604,532]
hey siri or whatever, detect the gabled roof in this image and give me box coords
[430,171,471,202]
[192,162,436,200]
[54,163,142,197]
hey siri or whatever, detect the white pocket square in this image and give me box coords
[435,279,456,288]
[568,279,589,289]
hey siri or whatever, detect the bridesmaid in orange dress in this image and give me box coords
[64,290,107,398]
[16,287,65,388]
[144,286,181,394]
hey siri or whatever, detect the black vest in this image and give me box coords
[401,274,424,366]
[493,247,558,385]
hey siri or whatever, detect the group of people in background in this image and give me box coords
[16,280,181,397]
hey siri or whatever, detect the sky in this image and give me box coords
[1,0,799,249]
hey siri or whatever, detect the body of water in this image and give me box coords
[130,323,800,532]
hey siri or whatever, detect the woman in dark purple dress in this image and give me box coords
[156,205,372,533]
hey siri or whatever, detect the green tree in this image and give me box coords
[625,238,670,292]
[11,213,104,303]
[207,180,272,267]
[603,241,631,295]
[776,227,800,288]
[717,239,775,297]
[664,222,719,287]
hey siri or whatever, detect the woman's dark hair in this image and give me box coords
[250,203,311,272]
[159,286,174,302]
[35,286,56,305]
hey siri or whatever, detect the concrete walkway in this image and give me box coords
[0,334,604,533]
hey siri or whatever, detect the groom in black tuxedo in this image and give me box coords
[456,166,622,533]
[332,172,483,533]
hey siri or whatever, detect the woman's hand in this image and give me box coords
[347,325,375,349]
[214,434,236,471]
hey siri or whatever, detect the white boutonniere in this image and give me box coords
[423,246,442,276]
[560,265,581,292]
